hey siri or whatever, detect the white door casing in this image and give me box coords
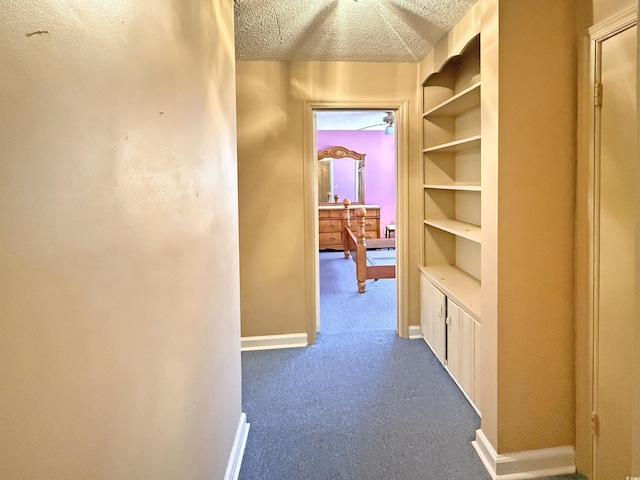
[589,8,637,479]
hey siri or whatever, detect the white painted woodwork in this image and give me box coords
[593,20,637,480]
[423,82,481,117]
[422,135,481,153]
[446,299,476,401]
[420,274,481,411]
[240,333,309,351]
[473,319,482,413]
[472,430,576,479]
[419,265,481,320]
[421,33,482,319]
[420,274,447,364]
[224,413,250,480]
[423,219,481,244]
[423,183,481,191]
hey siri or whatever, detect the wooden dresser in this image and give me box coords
[318,204,380,250]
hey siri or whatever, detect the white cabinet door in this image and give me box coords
[420,275,446,364]
[447,299,476,401]
[473,319,481,412]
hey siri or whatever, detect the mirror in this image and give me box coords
[318,146,366,204]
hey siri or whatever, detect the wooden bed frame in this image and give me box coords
[341,199,396,293]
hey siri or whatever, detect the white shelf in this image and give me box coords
[424,183,481,192]
[423,135,481,154]
[418,265,481,321]
[423,82,481,118]
[424,219,481,244]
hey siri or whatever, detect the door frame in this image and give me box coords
[302,100,410,344]
[586,6,638,478]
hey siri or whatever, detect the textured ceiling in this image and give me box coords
[234,0,478,63]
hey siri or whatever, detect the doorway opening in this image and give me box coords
[314,108,398,337]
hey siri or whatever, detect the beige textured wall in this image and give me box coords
[480,0,577,453]
[593,0,636,22]
[635,2,640,470]
[236,61,419,339]
[0,1,242,479]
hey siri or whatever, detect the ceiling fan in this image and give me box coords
[358,111,395,135]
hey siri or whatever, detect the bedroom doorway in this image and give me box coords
[313,107,400,338]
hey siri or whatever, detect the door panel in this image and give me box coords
[420,276,446,364]
[447,299,475,399]
[595,23,637,480]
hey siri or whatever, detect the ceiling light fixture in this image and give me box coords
[383,111,395,135]
[357,111,396,135]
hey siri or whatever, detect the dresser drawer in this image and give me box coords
[319,232,342,247]
[319,205,380,250]
[343,230,379,241]
[364,208,380,218]
[320,207,380,219]
[328,209,348,219]
[333,209,379,219]
[319,219,343,233]
[351,219,378,231]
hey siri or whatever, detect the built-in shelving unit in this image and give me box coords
[422,135,481,153]
[419,33,482,413]
[422,81,481,117]
[423,219,481,243]
[420,34,482,314]
[416,0,579,456]
[423,183,481,191]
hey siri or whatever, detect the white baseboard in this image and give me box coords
[241,333,308,351]
[408,325,423,339]
[472,429,576,479]
[444,365,481,417]
[224,413,250,480]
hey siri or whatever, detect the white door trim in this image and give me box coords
[302,100,410,343]
[587,6,638,477]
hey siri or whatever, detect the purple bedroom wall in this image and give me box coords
[317,130,396,236]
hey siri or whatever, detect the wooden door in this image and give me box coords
[420,276,446,364]
[593,21,637,480]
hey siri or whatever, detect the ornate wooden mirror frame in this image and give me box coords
[317,146,366,204]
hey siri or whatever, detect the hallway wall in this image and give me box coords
[236,61,419,339]
[0,1,242,478]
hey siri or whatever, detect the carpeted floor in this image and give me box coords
[239,250,586,480]
[318,250,396,334]
[240,329,489,480]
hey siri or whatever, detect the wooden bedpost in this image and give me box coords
[355,207,367,293]
[342,199,351,259]
[340,201,395,294]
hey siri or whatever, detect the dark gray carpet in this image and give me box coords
[239,251,586,480]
